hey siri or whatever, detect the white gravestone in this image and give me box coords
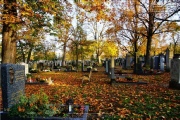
[20,62,29,76]
[160,55,165,71]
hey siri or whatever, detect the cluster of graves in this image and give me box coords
[104,51,180,88]
[104,57,147,85]
[0,59,97,118]
[27,60,98,73]
[0,63,90,119]
[114,48,173,73]
[28,60,62,72]
[0,50,179,119]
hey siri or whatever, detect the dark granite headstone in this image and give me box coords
[137,62,143,74]
[154,56,159,70]
[125,54,131,69]
[81,61,84,72]
[169,54,180,89]
[105,58,108,73]
[150,57,154,69]
[1,64,25,111]
[122,59,126,69]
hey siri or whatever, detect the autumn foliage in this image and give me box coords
[1,67,173,119]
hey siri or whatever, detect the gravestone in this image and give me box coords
[38,62,43,71]
[125,54,131,69]
[122,59,126,69]
[1,64,25,111]
[20,62,29,76]
[136,62,143,74]
[139,56,145,66]
[108,59,111,77]
[150,57,154,69]
[110,57,116,84]
[159,54,165,71]
[154,56,159,70]
[169,54,180,89]
[110,58,115,79]
[81,61,84,72]
[115,58,120,66]
[58,60,62,66]
[105,58,109,73]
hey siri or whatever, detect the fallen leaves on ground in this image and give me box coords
[2,66,180,119]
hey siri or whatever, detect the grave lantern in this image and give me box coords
[66,98,74,113]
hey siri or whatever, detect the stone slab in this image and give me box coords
[1,64,25,110]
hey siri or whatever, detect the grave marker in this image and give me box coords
[110,57,116,84]
[20,62,29,76]
[122,59,126,69]
[110,58,115,79]
[1,64,25,110]
[137,62,143,74]
[108,59,111,76]
[159,54,165,71]
[81,61,84,72]
[150,56,154,69]
[105,58,109,73]
[154,56,159,70]
[125,54,131,69]
[169,54,180,89]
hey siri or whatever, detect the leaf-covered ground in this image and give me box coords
[1,66,180,119]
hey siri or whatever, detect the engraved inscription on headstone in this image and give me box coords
[1,64,25,110]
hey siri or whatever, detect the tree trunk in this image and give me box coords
[133,41,138,74]
[27,45,33,64]
[2,0,17,64]
[76,43,79,71]
[96,48,101,64]
[19,41,26,63]
[62,43,67,66]
[145,10,154,67]
[145,35,152,67]
[133,2,139,74]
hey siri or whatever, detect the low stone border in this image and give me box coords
[111,81,148,86]
[25,82,48,85]
[0,105,89,120]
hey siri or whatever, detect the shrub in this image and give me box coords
[9,90,58,118]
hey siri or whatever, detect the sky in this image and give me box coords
[40,0,180,57]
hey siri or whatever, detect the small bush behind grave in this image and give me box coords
[8,90,58,118]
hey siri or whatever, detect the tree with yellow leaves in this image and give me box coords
[102,40,119,58]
